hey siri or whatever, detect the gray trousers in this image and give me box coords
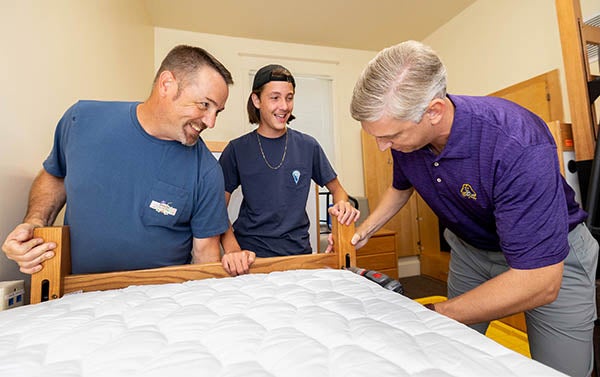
[445,223,598,377]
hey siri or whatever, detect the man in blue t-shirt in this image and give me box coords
[2,45,233,274]
[350,41,598,377]
[218,64,360,275]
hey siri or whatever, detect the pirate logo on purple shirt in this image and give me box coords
[460,183,477,200]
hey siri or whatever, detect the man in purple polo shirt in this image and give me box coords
[350,40,598,377]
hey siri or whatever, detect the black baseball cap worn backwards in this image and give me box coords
[252,64,296,90]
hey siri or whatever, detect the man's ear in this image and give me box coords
[157,70,178,97]
[426,98,445,124]
[251,92,261,109]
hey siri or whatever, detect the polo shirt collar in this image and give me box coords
[441,94,472,159]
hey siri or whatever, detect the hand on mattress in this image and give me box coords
[328,200,360,226]
[1,222,56,274]
[221,249,256,276]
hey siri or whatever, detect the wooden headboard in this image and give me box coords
[30,218,356,304]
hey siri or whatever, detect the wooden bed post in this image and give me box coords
[331,219,356,268]
[30,226,70,304]
[555,0,599,161]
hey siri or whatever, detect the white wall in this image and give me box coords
[425,0,600,123]
[154,28,376,198]
[0,1,154,284]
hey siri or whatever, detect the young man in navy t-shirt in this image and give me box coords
[218,65,360,275]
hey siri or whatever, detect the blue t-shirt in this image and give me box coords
[43,101,229,273]
[392,94,587,269]
[219,128,336,257]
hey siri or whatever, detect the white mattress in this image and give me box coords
[0,269,565,377]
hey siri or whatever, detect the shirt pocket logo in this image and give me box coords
[460,183,477,200]
[141,181,190,227]
[149,200,178,216]
[292,170,301,184]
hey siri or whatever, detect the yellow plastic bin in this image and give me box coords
[415,296,531,358]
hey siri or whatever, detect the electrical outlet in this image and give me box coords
[0,280,25,310]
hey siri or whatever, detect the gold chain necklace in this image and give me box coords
[256,130,288,170]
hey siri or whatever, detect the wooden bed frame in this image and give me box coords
[30,219,356,304]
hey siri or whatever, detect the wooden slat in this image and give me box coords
[582,24,600,46]
[63,253,338,294]
[30,218,356,303]
[332,216,356,268]
[556,0,597,161]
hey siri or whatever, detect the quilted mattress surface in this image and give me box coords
[0,269,565,377]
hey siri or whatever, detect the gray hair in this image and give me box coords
[350,40,447,123]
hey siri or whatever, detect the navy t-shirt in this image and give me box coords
[43,100,229,273]
[219,128,336,257]
[392,94,586,269]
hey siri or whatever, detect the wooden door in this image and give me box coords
[416,195,448,281]
[489,69,564,123]
[361,130,420,257]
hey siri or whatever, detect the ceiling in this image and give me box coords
[143,0,476,52]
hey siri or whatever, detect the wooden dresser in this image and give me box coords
[356,228,398,279]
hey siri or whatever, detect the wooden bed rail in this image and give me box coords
[31,219,356,304]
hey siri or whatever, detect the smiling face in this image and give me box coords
[167,66,229,146]
[252,81,294,137]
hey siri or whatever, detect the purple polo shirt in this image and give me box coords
[392,94,587,269]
